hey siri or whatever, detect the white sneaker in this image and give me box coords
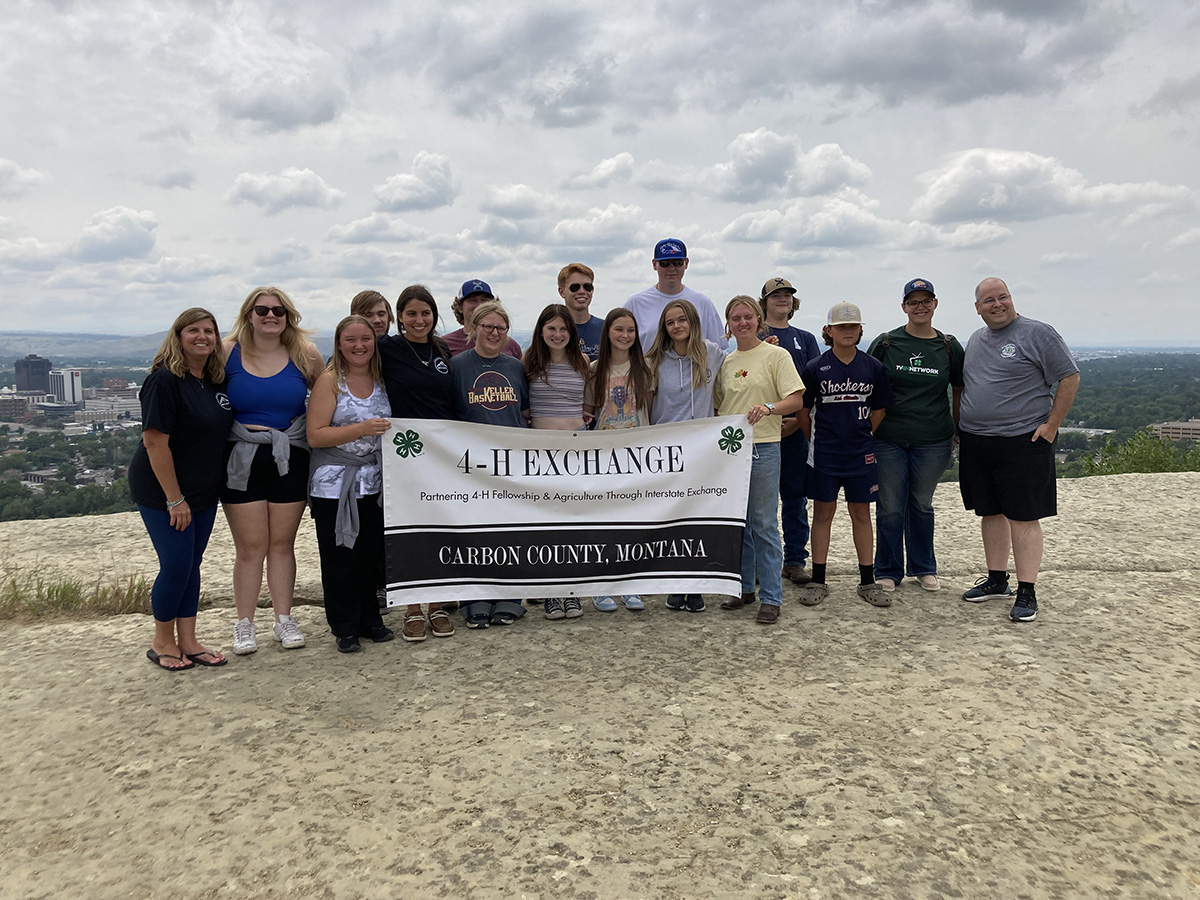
[272,614,305,649]
[622,595,644,611]
[918,574,941,591]
[877,578,896,593]
[563,597,583,618]
[232,617,257,655]
[592,596,618,612]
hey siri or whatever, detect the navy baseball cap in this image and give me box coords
[460,279,494,299]
[903,278,935,299]
[654,239,687,261]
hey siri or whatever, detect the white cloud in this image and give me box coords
[1132,72,1200,118]
[637,130,871,203]
[143,171,195,190]
[912,150,1193,224]
[1167,227,1200,248]
[123,255,231,284]
[254,240,312,269]
[71,207,157,262]
[480,184,567,219]
[0,158,48,198]
[564,153,635,189]
[1041,251,1092,265]
[374,152,458,212]
[547,204,644,251]
[226,168,345,215]
[0,236,61,271]
[326,214,426,244]
[1136,271,1183,286]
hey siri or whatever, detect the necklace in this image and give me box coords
[406,338,433,367]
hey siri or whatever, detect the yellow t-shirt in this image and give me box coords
[714,342,804,443]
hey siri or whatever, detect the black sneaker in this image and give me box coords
[362,625,395,643]
[961,576,1011,602]
[337,635,362,653]
[685,594,706,613]
[665,594,687,610]
[1010,590,1038,622]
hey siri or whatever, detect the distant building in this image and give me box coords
[49,369,84,405]
[1152,419,1200,442]
[0,389,30,420]
[15,355,52,392]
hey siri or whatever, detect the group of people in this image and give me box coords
[130,237,1079,669]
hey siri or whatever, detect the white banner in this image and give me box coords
[382,416,753,603]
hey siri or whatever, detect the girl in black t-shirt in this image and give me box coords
[129,308,235,671]
[377,285,457,642]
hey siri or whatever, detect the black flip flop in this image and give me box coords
[146,649,194,672]
[185,650,228,667]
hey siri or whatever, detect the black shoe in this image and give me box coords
[362,625,395,643]
[337,635,362,653]
[961,575,1011,602]
[665,594,687,610]
[685,594,706,613]
[1009,590,1038,622]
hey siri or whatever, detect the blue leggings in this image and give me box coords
[139,504,218,622]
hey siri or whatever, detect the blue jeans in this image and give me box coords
[778,428,810,566]
[741,443,784,607]
[873,437,952,583]
[139,504,219,622]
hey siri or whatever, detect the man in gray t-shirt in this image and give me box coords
[957,277,1080,623]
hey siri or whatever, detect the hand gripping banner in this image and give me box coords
[382,416,753,604]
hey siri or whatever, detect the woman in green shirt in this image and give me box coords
[867,279,965,594]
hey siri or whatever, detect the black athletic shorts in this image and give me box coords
[958,429,1056,521]
[219,442,310,505]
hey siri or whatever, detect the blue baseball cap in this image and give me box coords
[903,278,935,299]
[654,239,687,261]
[460,278,494,299]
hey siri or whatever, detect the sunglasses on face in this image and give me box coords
[568,282,594,292]
[657,259,686,268]
[253,305,287,318]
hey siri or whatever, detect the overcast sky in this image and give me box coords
[2,0,1198,346]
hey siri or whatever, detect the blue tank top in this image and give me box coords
[225,344,308,429]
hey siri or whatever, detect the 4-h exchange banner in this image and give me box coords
[382,416,754,604]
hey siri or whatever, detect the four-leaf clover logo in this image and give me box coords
[718,426,745,454]
[393,429,424,458]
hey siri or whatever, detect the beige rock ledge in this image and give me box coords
[0,472,1197,899]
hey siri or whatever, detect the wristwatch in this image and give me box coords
[764,403,776,414]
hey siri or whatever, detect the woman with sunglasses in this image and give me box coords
[221,287,325,655]
[866,279,965,596]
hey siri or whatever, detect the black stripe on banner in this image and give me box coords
[385,523,743,586]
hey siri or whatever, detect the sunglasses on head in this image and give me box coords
[568,282,594,292]
[253,305,287,318]
[657,259,686,268]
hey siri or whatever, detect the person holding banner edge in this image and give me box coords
[307,315,393,652]
[377,285,459,641]
[714,296,805,625]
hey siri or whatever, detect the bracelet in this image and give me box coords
[166,496,186,509]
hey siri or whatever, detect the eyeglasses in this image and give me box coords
[568,282,594,292]
[904,298,934,308]
[253,305,287,318]
[478,323,509,334]
[657,259,686,268]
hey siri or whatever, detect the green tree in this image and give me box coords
[1082,428,1196,476]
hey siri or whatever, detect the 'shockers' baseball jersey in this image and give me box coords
[801,349,893,476]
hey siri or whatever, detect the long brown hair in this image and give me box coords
[645,298,709,391]
[593,307,650,412]
[395,284,451,360]
[523,304,590,384]
[152,308,225,381]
